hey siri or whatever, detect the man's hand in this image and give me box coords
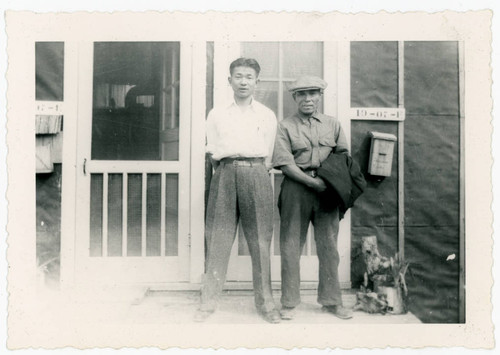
[281,164,328,192]
[310,177,327,192]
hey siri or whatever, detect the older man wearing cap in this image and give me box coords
[272,75,353,320]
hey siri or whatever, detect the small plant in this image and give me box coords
[390,253,410,297]
[359,236,410,314]
[374,253,410,314]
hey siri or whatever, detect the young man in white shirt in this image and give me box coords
[195,58,280,323]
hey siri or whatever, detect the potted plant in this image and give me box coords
[357,236,411,315]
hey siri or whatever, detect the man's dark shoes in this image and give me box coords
[194,309,214,322]
[280,306,296,320]
[259,309,281,324]
[322,305,353,320]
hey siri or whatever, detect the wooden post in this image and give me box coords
[397,41,405,261]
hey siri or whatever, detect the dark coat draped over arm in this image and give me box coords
[317,153,367,219]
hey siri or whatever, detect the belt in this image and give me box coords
[301,168,318,178]
[220,157,265,167]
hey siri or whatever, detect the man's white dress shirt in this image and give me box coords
[206,99,277,168]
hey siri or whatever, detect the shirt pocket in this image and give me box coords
[319,134,337,149]
[290,135,309,153]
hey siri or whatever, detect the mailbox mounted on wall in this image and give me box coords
[368,131,397,177]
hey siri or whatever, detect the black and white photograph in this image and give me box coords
[3,8,495,350]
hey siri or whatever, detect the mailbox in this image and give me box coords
[367,131,397,177]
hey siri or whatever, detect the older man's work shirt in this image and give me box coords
[272,111,348,170]
[206,99,277,168]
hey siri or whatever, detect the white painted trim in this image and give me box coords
[213,42,230,107]
[160,173,166,257]
[277,42,284,120]
[85,160,181,173]
[337,42,351,150]
[103,173,109,257]
[323,41,338,119]
[141,173,147,257]
[336,41,352,288]
[189,41,207,283]
[60,41,79,290]
[74,41,94,284]
[122,173,128,257]
[177,41,193,280]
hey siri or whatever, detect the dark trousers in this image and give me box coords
[200,160,276,313]
[278,177,343,308]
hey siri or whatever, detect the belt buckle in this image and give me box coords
[233,160,252,167]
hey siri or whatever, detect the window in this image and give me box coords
[241,42,323,120]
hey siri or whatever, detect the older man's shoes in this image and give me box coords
[195,306,352,322]
[322,305,353,319]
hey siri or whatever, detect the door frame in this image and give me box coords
[211,41,352,288]
[332,41,352,289]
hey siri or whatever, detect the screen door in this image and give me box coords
[75,42,191,286]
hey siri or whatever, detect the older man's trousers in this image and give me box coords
[200,160,276,313]
[278,177,343,308]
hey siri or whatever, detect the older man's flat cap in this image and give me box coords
[288,76,328,93]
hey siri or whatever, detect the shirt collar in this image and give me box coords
[228,97,257,111]
[295,111,323,123]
